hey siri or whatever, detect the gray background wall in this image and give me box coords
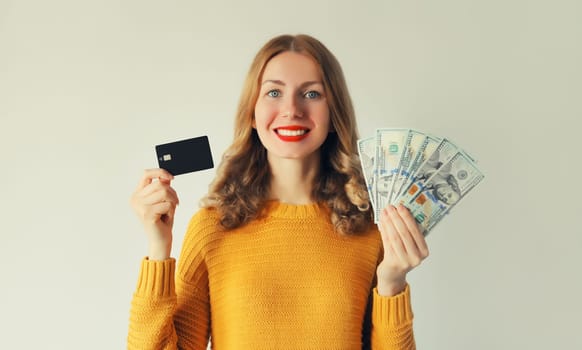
[1,0,580,348]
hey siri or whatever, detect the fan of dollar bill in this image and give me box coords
[357,128,485,235]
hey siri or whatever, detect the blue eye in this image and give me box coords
[267,90,281,97]
[304,91,320,99]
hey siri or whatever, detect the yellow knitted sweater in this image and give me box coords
[128,201,415,349]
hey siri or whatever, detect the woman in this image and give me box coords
[128,34,429,349]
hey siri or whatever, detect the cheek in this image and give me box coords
[311,104,331,129]
[254,102,276,128]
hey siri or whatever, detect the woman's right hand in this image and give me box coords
[130,168,180,260]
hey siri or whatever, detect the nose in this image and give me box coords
[282,94,304,118]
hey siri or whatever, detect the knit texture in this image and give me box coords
[128,201,415,349]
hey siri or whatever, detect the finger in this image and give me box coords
[139,182,179,205]
[158,183,179,205]
[387,205,421,259]
[147,168,174,181]
[397,204,429,258]
[381,207,408,263]
[378,208,398,254]
[141,189,178,207]
[137,168,174,190]
[144,201,174,221]
[377,208,391,247]
[138,180,165,197]
[163,203,177,223]
[166,185,179,206]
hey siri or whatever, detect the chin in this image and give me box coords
[269,148,321,161]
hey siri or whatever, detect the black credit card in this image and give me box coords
[155,136,214,176]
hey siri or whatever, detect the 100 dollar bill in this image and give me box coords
[390,130,427,204]
[394,138,460,206]
[393,134,442,202]
[374,128,410,223]
[357,137,377,216]
[406,151,484,234]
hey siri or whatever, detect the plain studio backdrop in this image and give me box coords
[1,0,580,349]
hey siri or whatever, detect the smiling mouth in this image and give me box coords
[276,129,308,136]
[275,127,310,141]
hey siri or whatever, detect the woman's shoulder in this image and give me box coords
[177,207,223,278]
[186,206,222,233]
[191,205,220,220]
[181,206,224,248]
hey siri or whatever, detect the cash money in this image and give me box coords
[357,128,484,235]
[374,128,410,222]
[390,130,427,204]
[393,138,460,206]
[393,134,442,202]
[406,151,484,234]
[357,137,377,215]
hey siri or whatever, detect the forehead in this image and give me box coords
[261,51,322,82]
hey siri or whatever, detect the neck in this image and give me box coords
[268,153,320,205]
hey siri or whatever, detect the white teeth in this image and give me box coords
[277,129,307,136]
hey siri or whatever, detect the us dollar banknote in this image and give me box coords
[393,138,460,206]
[393,134,442,202]
[374,128,410,223]
[357,137,377,216]
[405,151,484,234]
[357,129,484,234]
[390,130,427,204]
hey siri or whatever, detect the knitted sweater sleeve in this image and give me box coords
[127,211,212,350]
[370,285,416,349]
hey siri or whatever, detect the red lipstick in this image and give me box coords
[275,125,310,142]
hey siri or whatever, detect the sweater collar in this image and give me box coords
[262,200,329,219]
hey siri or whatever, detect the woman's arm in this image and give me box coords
[370,204,429,349]
[128,258,179,349]
[370,285,416,350]
[127,255,211,349]
[127,205,212,349]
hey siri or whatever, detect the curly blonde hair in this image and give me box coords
[201,34,372,235]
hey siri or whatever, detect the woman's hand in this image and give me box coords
[130,169,179,260]
[376,204,429,296]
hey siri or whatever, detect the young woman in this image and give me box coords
[128,34,429,350]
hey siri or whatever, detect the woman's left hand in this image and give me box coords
[376,204,429,296]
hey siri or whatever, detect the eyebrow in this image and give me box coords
[261,80,323,88]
